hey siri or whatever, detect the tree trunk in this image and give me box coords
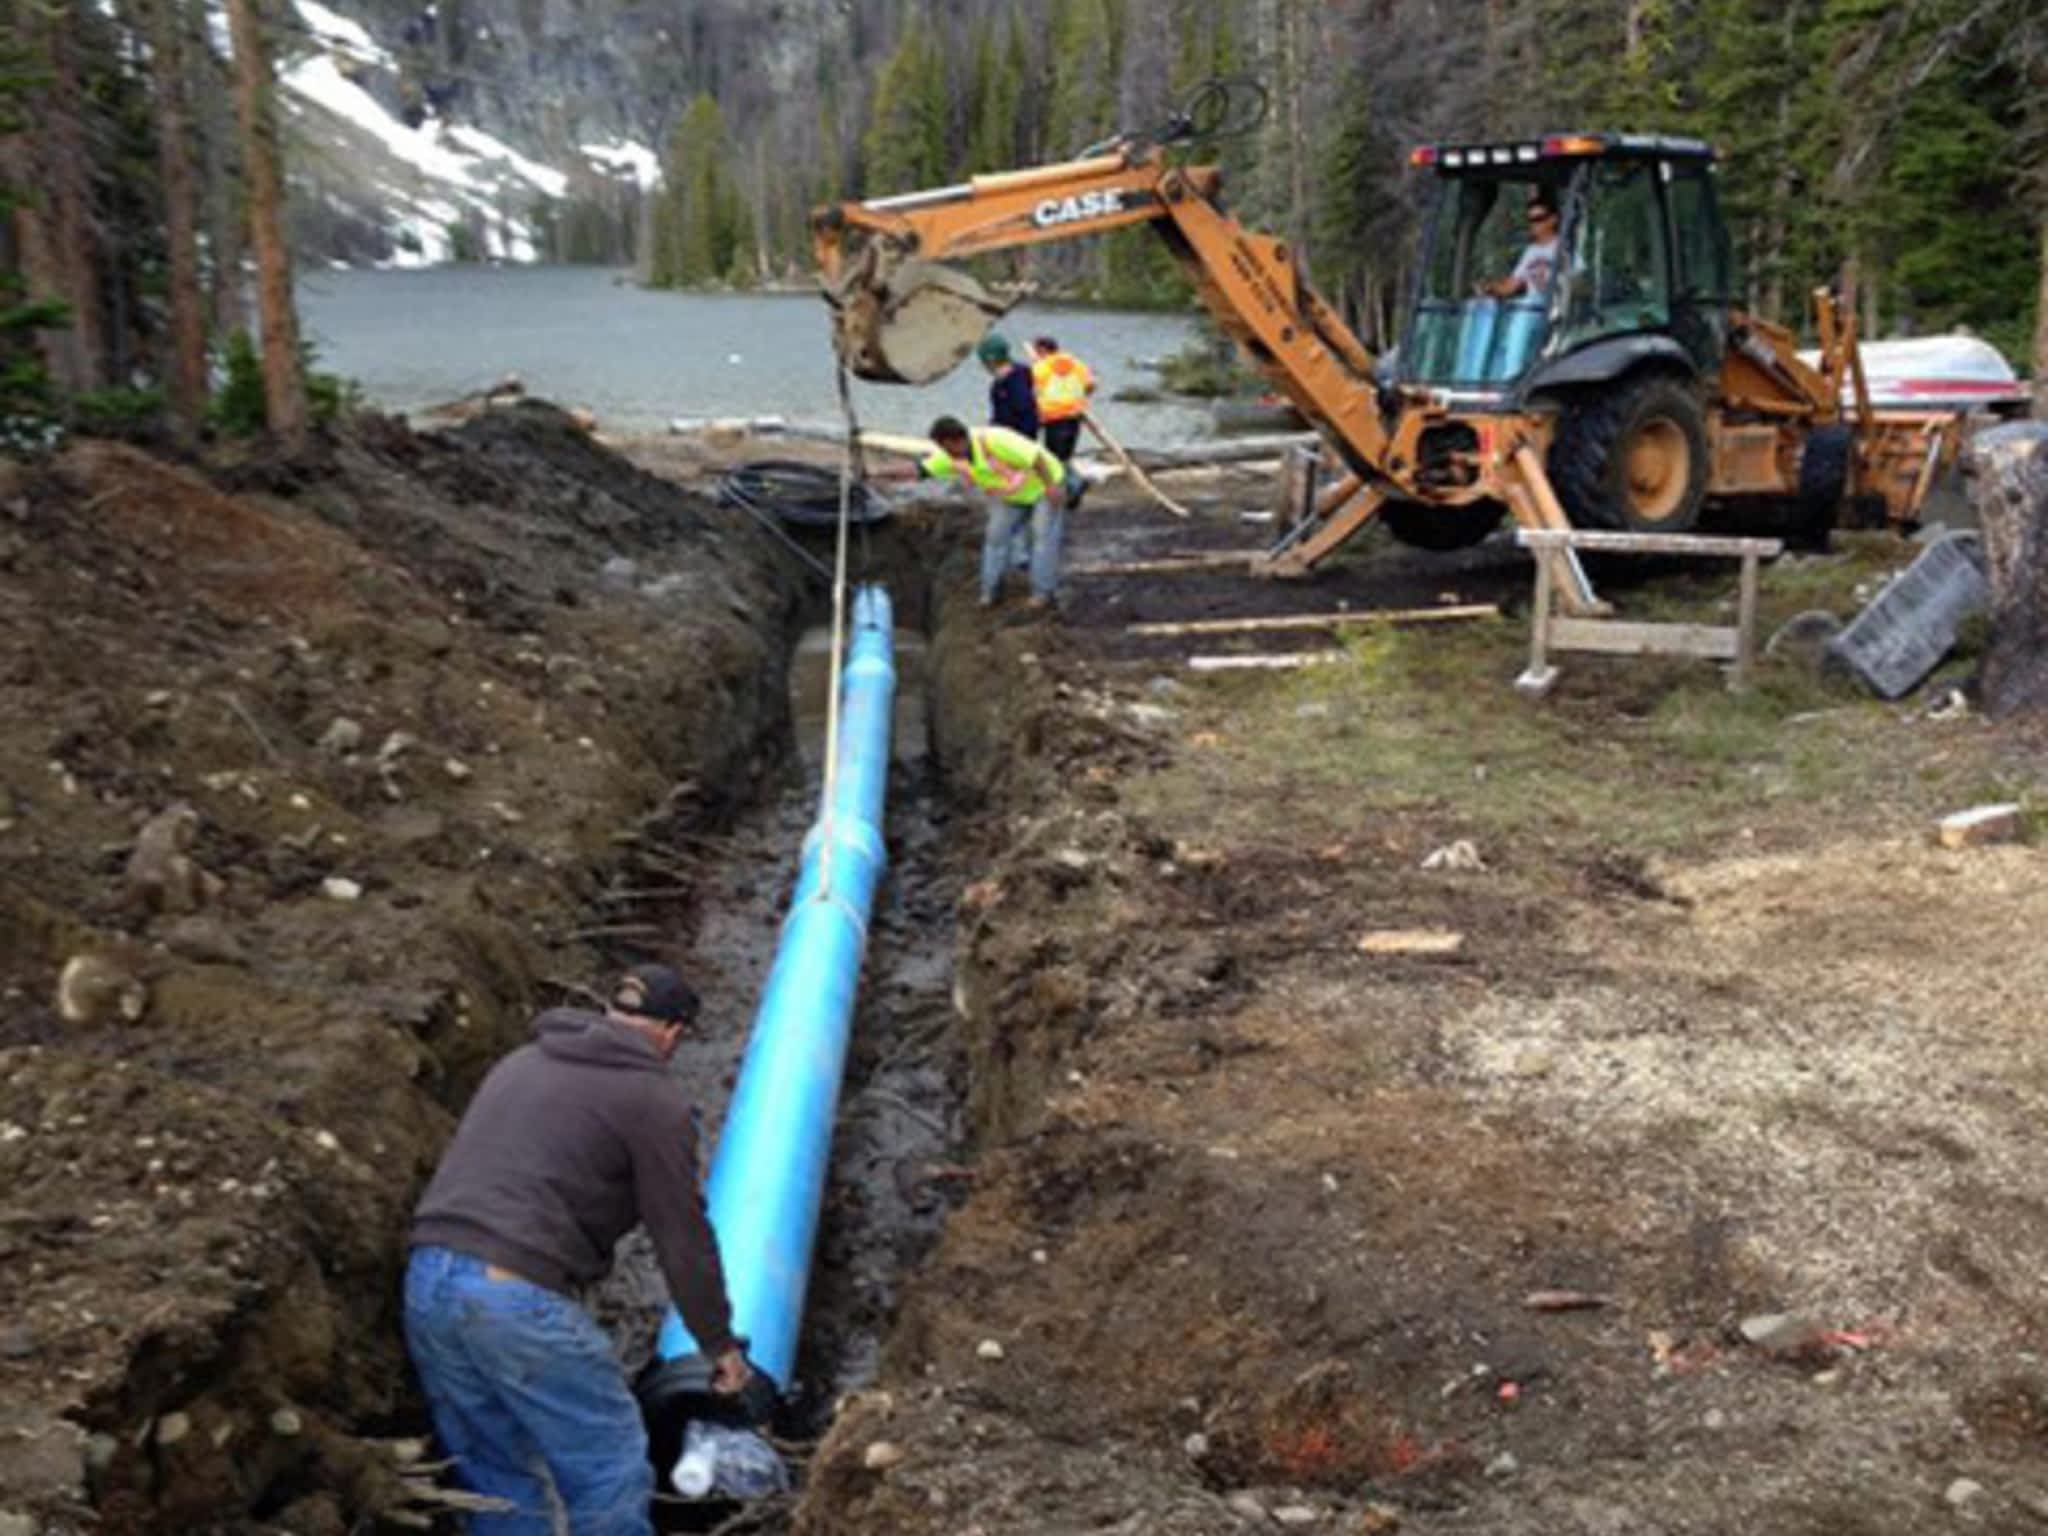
[147,0,209,440]
[2033,212,2047,422]
[226,0,309,451]
[1967,423,2048,717]
[19,0,109,394]
[193,0,249,337]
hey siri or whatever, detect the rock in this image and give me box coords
[600,556,639,586]
[1946,1478,1985,1511]
[155,1411,191,1446]
[1183,1432,1210,1460]
[1273,1506,1320,1527]
[1485,1451,1520,1479]
[126,802,219,916]
[1510,1045,1556,1080]
[1703,1408,1727,1430]
[1967,421,2048,717]
[160,916,249,967]
[56,953,147,1026]
[320,876,363,902]
[317,717,364,755]
[1764,609,1844,668]
[1738,1312,1825,1358]
[1146,676,1185,698]
[376,731,417,763]
[270,1407,304,1437]
[1223,1491,1268,1523]
[403,618,455,656]
[1294,701,1330,720]
[84,1433,118,1473]
[0,1327,32,1359]
[1127,701,1181,729]
[1937,803,2023,849]
[975,1338,1005,1362]
[443,757,473,783]
[1421,839,1485,872]
[860,1440,904,1471]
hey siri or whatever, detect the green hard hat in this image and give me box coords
[975,333,1012,363]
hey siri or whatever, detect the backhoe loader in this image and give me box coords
[811,85,1970,613]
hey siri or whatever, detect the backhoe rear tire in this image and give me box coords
[1547,373,1710,534]
[1379,498,1505,551]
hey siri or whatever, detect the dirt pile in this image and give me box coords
[0,405,802,1533]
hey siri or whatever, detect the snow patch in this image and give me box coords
[294,0,391,66]
[448,125,569,198]
[580,139,664,192]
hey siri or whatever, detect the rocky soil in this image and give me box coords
[0,405,805,1533]
[785,491,2048,1536]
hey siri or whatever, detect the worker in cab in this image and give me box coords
[918,414,1070,611]
[1480,191,1562,299]
[1030,334,1094,509]
[404,964,750,1536]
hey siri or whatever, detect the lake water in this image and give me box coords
[296,265,1211,443]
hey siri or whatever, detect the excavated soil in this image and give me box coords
[777,475,2048,1536]
[9,411,2047,1536]
[0,406,808,1534]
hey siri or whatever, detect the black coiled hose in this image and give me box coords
[716,460,891,528]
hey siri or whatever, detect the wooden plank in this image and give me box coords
[1516,528,1785,558]
[1069,553,1258,577]
[1128,603,1499,638]
[1083,412,1193,519]
[1357,928,1465,957]
[1186,651,1343,672]
[1547,617,1739,660]
[1127,432,1319,470]
[1734,551,1762,688]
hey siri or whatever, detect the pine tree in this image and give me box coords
[227,0,309,451]
[145,0,208,439]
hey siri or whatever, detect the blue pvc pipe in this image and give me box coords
[656,584,895,1391]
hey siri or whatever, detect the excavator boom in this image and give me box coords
[812,143,1397,488]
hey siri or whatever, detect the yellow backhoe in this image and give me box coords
[812,84,1965,612]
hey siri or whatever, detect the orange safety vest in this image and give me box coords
[1031,352,1093,421]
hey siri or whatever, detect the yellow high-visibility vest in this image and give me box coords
[1031,352,1092,421]
[920,426,1052,506]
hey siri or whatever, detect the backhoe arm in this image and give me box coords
[811,144,1403,491]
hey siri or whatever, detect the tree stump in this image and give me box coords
[1968,422,2048,717]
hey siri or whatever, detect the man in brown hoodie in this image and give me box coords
[404,964,748,1536]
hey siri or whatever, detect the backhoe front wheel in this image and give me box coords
[1548,374,1710,534]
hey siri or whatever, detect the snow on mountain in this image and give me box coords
[273,0,657,266]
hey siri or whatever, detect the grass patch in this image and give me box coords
[1127,598,2039,864]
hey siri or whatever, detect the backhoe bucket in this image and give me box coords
[828,256,1013,385]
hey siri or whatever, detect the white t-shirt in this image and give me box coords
[1509,237,1560,296]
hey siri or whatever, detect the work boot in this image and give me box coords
[1065,471,1087,513]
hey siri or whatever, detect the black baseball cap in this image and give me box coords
[611,964,700,1025]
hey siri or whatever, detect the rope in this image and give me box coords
[814,363,862,839]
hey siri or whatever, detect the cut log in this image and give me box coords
[1069,553,1259,576]
[1186,651,1342,672]
[1129,603,1498,638]
[1125,432,1319,470]
[1966,422,2048,717]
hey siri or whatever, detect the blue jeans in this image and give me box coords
[403,1245,652,1536]
[981,498,1065,603]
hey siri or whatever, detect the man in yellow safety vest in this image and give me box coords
[1031,335,1094,508]
[918,415,1071,610]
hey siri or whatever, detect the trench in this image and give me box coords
[587,600,963,1511]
